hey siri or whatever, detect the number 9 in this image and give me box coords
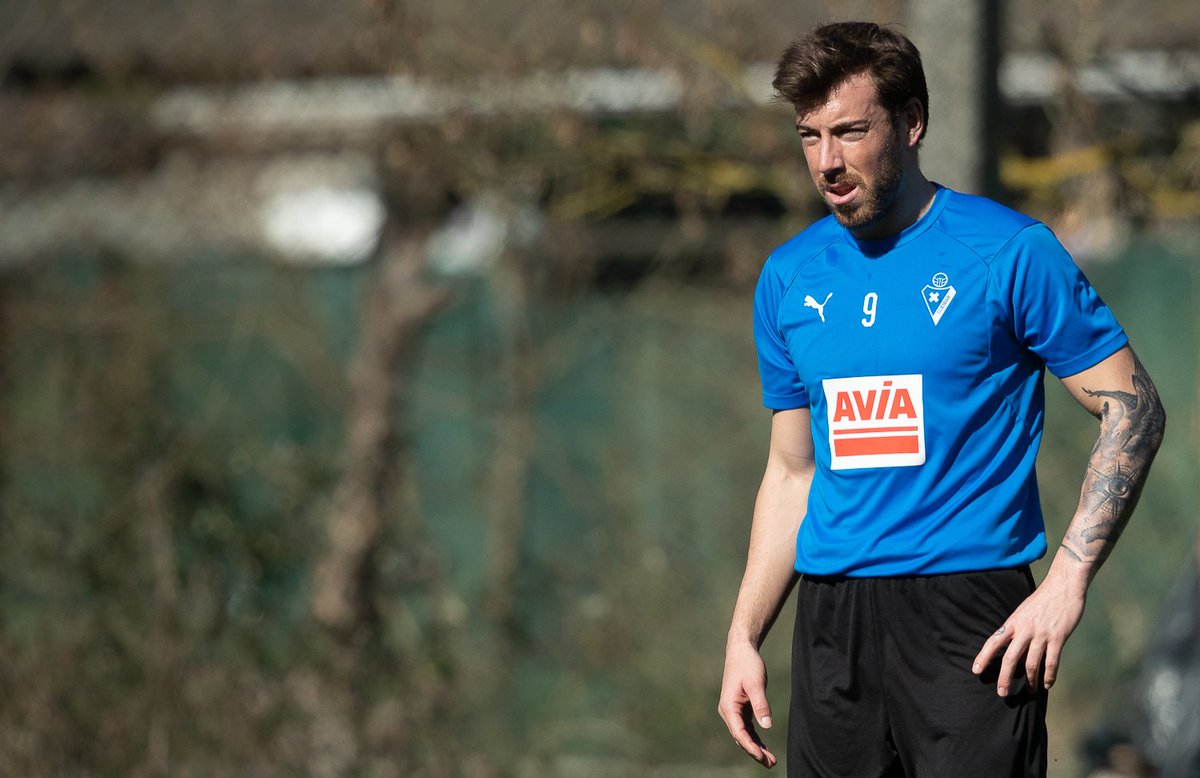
[862,292,878,328]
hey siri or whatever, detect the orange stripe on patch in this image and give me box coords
[833,435,921,457]
[832,425,919,436]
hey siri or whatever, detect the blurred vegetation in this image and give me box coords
[0,238,1196,776]
[0,1,1198,776]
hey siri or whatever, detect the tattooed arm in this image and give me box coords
[973,346,1165,696]
[1059,351,1166,566]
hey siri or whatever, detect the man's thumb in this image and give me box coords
[750,693,772,729]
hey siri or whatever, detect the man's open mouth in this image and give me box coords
[824,182,859,205]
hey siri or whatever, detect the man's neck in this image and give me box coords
[850,174,937,242]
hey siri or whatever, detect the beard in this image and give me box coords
[822,131,903,232]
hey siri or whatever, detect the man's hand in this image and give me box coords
[971,568,1087,696]
[718,641,778,768]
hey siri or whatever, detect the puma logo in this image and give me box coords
[804,292,833,323]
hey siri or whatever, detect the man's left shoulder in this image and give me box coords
[934,189,1044,261]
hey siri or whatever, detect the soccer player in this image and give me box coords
[716,21,1165,777]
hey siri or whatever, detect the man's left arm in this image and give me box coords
[973,345,1166,696]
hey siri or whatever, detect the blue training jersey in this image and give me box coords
[754,186,1128,577]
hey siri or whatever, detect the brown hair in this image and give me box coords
[772,22,929,140]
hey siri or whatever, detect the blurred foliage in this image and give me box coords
[0,231,1195,774]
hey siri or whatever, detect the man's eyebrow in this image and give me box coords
[795,118,872,132]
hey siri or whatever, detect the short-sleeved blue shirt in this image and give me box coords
[754,186,1128,576]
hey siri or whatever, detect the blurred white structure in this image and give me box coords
[0,152,384,266]
[3,45,1197,266]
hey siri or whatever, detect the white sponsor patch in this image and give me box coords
[822,374,925,470]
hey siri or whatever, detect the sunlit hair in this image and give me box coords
[772,21,929,141]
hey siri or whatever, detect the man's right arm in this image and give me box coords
[718,408,814,769]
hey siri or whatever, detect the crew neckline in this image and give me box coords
[843,184,949,257]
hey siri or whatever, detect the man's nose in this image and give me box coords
[817,138,843,177]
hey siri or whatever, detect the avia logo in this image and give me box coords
[822,374,925,470]
[803,292,832,323]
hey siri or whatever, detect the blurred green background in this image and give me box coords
[1,1,1198,775]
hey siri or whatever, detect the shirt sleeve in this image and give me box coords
[753,260,809,409]
[1002,224,1128,377]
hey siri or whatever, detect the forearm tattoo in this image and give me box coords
[1059,357,1165,565]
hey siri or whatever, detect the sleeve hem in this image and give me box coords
[762,392,809,411]
[1046,331,1129,378]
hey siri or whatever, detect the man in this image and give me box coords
[717,21,1165,777]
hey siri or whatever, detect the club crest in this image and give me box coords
[921,272,956,325]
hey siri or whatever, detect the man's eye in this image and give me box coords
[842,129,867,139]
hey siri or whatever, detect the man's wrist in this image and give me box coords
[726,626,763,651]
[1045,546,1095,596]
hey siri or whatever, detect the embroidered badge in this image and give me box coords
[921,273,956,325]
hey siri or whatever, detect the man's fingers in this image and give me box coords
[739,728,777,770]
[973,585,1085,695]
[1043,642,1062,689]
[736,707,777,767]
[735,730,766,763]
[996,634,1031,697]
[742,738,778,769]
[1023,639,1046,692]
[719,702,770,765]
[972,623,1012,674]
[718,702,752,744]
[719,710,756,757]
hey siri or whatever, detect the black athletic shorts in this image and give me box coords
[787,567,1048,778]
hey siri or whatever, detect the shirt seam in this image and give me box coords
[932,221,1045,416]
[764,233,844,379]
[775,233,846,302]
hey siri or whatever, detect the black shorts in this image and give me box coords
[787,568,1047,778]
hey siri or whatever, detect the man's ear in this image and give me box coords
[900,97,925,148]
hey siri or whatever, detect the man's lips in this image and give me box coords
[824,182,859,206]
